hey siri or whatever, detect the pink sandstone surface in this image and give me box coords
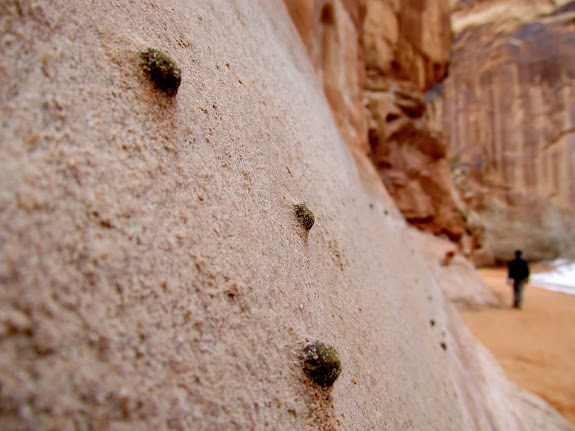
[283,0,369,154]
[1,1,574,430]
[411,229,501,310]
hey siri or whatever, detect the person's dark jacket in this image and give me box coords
[508,257,530,281]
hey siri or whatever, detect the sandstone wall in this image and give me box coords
[363,0,451,90]
[284,1,471,249]
[283,0,369,153]
[433,0,575,264]
[1,1,573,430]
[362,0,476,246]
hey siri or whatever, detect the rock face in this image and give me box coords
[284,1,471,248]
[1,1,574,430]
[363,0,451,90]
[283,0,369,154]
[362,0,474,245]
[365,79,471,242]
[433,0,575,264]
[412,229,502,310]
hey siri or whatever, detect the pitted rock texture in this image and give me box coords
[0,1,468,429]
[433,1,575,264]
[1,1,574,430]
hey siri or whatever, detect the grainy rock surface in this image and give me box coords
[0,1,573,430]
[433,0,575,264]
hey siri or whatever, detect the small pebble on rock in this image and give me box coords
[303,341,341,387]
[140,47,181,96]
[295,203,315,230]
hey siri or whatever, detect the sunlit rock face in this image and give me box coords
[433,0,575,264]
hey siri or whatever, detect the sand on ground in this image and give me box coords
[460,266,575,426]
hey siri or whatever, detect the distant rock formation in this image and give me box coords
[433,0,575,264]
[363,0,473,245]
[363,0,451,89]
[286,0,475,249]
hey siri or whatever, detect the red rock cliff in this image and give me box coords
[433,0,575,264]
[364,0,477,247]
[286,0,473,247]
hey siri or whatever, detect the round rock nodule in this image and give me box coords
[140,47,181,96]
[294,203,315,230]
[303,341,341,387]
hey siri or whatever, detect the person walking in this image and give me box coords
[508,250,530,309]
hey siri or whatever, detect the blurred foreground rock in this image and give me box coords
[412,229,502,310]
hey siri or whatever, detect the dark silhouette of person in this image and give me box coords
[508,250,530,308]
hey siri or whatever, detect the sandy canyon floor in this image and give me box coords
[461,267,575,426]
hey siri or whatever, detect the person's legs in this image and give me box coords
[513,281,520,308]
[515,279,526,308]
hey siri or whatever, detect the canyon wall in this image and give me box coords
[286,0,475,250]
[283,0,575,263]
[1,1,574,430]
[433,0,575,264]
